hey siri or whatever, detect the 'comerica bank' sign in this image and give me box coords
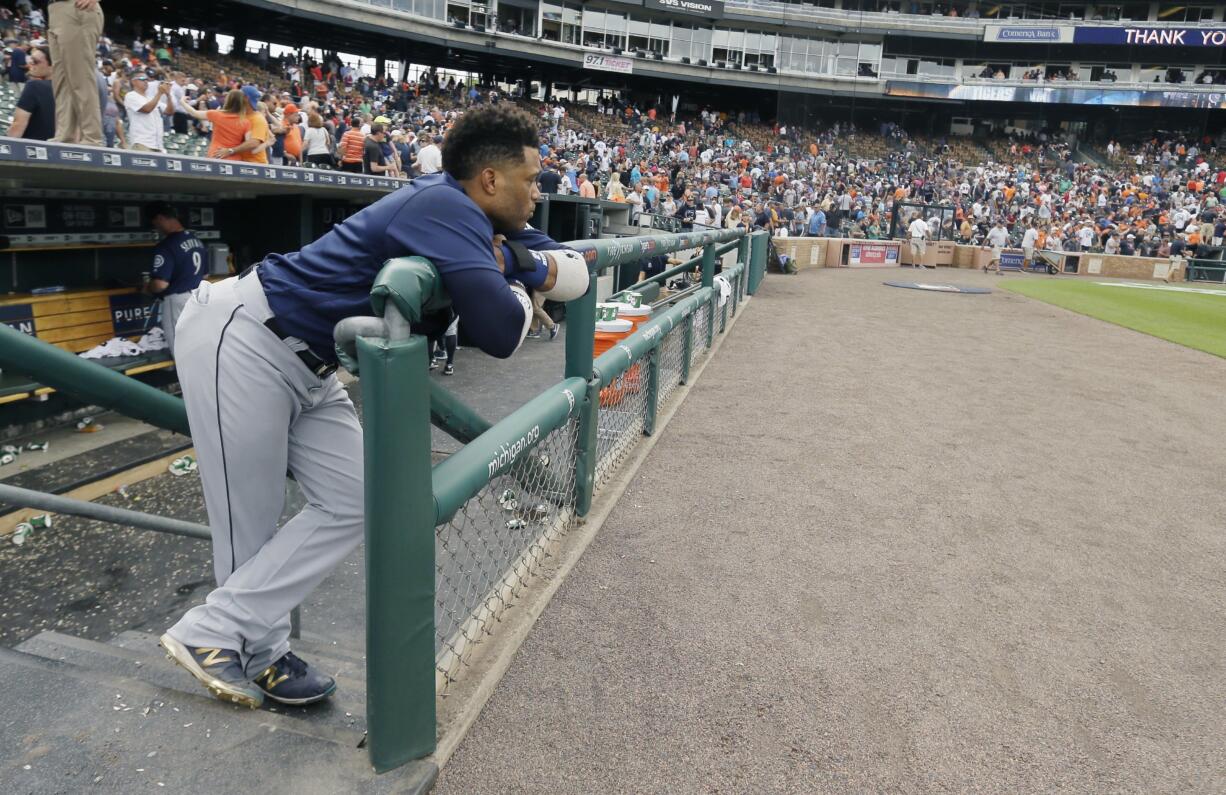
[987,23,1226,47]
[643,0,724,19]
[984,24,1074,43]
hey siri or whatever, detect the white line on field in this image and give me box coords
[1094,282,1226,296]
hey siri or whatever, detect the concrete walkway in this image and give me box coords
[435,269,1226,793]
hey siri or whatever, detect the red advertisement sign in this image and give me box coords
[849,243,900,267]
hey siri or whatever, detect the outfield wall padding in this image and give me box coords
[772,236,1186,282]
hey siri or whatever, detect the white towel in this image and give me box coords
[79,337,142,359]
[713,274,732,307]
[137,327,168,352]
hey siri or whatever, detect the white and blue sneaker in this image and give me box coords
[254,651,336,706]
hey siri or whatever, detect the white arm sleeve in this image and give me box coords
[509,281,534,354]
[539,249,590,301]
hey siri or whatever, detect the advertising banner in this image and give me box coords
[885,80,1226,109]
[985,24,1226,47]
[0,304,35,335]
[998,251,1025,271]
[983,24,1074,44]
[848,242,901,268]
[582,53,634,75]
[0,140,401,191]
[643,0,724,19]
[109,293,155,336]
[1073,27,1226,46]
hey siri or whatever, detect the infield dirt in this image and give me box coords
[436,268,1226,794]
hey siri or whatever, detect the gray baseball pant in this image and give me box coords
[160,291,190,355]
[165,272,364,676]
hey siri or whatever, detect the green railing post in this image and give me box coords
[701,242,718,347]
[566,276,599,516]
[700,240,716,290]
[574,381,599,516]
[358,315,436,772]
[565,280,597,381]
[738,235,751,296]
[681,311,694,385]
[706,294,716,349]
[748,231,768,295]
[644,346,660,436]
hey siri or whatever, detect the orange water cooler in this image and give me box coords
[616,303,652,332]
[594,318,635,407]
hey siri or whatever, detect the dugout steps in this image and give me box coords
[4,629,436,793]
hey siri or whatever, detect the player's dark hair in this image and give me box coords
[146,202,178,221]
[443,105,538,181]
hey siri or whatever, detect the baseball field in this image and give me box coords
[436,267,1226,792]
[1000,278,1226,358]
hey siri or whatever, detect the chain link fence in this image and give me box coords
[594,349,653,490]
[432,264,751,690]
[691,302,710,367]
[657,314,689,408]
[434,418,580,687]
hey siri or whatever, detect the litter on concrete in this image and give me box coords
[168,456,197,477]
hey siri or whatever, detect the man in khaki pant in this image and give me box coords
[48,0,104,146]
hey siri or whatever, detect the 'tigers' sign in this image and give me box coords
[643,0,724,19]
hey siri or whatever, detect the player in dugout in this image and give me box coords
[145,202,207,355]
[157,105,590,708]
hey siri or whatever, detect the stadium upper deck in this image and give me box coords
[142,0,1225,114]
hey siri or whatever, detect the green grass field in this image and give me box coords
[1000,278,1226,358]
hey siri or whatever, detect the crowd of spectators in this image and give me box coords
[4,2,1226,264]
[526,102,1226,264]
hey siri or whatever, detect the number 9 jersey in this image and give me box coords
[151,229,207,295]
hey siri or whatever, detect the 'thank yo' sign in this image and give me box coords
[583,53,634,74]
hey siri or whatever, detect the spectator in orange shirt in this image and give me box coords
[176,89,257,161]
[338,118,366,173]
[238,86,270,164]
[280,103,303,165]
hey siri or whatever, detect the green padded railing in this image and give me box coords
[356,227,766,773]
[0,226,770,775]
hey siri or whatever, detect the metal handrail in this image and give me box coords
[0,483,209,539]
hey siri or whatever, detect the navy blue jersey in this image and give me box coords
[258,172,571,362]
[151,230,207,295]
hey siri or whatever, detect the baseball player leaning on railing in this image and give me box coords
[158,105,590,709]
